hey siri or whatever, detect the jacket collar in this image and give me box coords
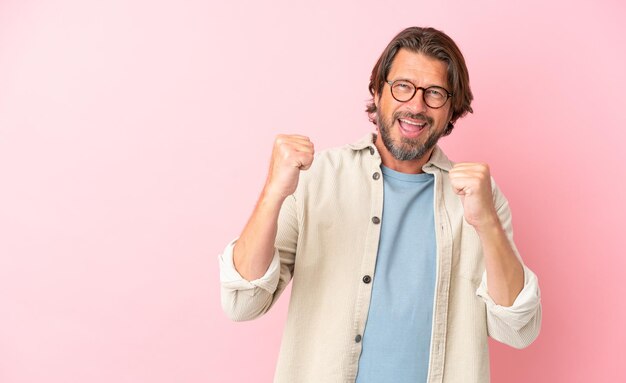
[348,132,453,172]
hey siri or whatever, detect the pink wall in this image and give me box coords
[1,0,624,381]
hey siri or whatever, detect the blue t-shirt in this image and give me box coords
[356,165,437,383]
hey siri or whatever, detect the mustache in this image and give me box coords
[392,111,433,125]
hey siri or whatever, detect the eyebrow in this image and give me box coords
[391,77,448,89]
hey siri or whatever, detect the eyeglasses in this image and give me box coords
[386,79,453,109]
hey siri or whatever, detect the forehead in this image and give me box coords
[388,48,449,88]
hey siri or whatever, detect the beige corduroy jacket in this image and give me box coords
[220,133,542,383]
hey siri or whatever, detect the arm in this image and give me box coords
[233,134,314,280]
[450,163,541,348]
[474,211,524,306]
[219,134,314,321]
[219,194,298,321]
[449,163,522,306]
[477,193,542,348]
[233,190,287,281]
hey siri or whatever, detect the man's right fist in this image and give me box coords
[263,134,315,201]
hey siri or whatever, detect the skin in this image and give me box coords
[373,49,453,174]
[233,49,524,307]
[233,135,314,281]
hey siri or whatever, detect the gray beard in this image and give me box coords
[377,112,443,161]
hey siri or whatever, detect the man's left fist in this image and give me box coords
[449,163,499,232]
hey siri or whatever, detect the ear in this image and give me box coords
[374,91,380,108]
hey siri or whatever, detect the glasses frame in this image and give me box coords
[386,79,453,109]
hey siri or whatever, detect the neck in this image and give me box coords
[374,134,435,174]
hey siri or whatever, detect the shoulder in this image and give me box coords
[296,138,376,192]
[306,137,375,175]
[314,145,365,167]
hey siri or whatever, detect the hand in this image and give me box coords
[263,134,315,201]
[449,163,499,232]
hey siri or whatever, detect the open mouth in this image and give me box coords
[398,118,427,138]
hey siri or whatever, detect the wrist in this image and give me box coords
[260,185,289,206]
[473,214,502,237]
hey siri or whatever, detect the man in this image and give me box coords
[219,26,541,383]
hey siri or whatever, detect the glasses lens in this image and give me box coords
[424,87,448,108]
[391,80,415,102]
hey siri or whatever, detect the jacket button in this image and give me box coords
[362,275,372,284]
[355,334,362,343]
[372,216,380,224]
[369,147,375,155]
[372,172,380,180]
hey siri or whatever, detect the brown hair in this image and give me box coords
[366,27,473,136]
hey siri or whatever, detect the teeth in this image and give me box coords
[400,119,426,127]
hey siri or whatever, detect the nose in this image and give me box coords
[405,88,427,113]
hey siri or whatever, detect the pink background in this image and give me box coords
[1,0,625,382]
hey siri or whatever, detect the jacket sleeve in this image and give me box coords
[476,184,542,349]
[218,194,299,321]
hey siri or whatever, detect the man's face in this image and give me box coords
[375,49,452,162]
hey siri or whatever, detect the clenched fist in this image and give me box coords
[263,134,315,201]
[449,163,499,232]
